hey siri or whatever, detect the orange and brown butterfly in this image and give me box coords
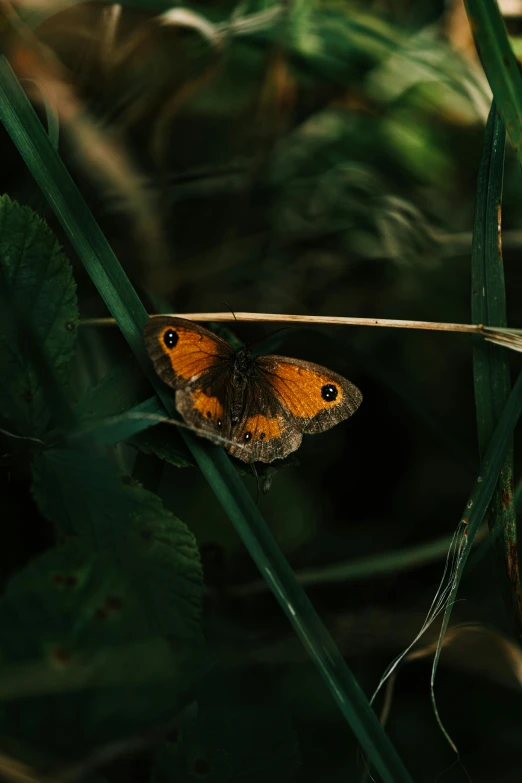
[144,316,362,463]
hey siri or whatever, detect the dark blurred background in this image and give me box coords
[4,0,522,780]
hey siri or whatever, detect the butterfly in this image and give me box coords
[144,316,362,463]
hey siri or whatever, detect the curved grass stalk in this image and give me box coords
[428,375,522,749]
[370,521,469,707]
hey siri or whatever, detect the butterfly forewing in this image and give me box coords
[144,316,234,444]
[144,316,234,389]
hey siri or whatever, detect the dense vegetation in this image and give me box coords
[2,1,522,781]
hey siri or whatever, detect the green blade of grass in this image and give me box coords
[464,0,522,169]
[0,57,413,782]
[72,396,165,444]
[471,102,522,639]
[430,102,522,749]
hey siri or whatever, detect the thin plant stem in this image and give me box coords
[82,312,486,333]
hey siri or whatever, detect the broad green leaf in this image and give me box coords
[74,366,191,464]
[130,424,193,469]
[75,397,167,446]
[152,671,300,783]
[0,195,78,436]
[32,449,203,640]
[0,539,199,764]
[74,361,148,422]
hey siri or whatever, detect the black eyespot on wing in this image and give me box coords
[217,419,222,428]
[244,432,252,442]
[259,432,266,441]
[206,411,212,419]
[321,383,338,402]
[164,329,179,349]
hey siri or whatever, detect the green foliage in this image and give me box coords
[0,198,205,768]
[152,672,300,783]
[32,450,203,638]
[0,194,78,436]
[470,104,520,638]
[465,0,522,170]
[74,362,147,422]
[74,365,192,465]
[0,56,413,783]
[430,103,522,749]
[130,423,194,469]
[4,0,522,780]
[0,539,194,764]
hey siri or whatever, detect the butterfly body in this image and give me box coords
[229,346,256,422]
[145,316,362,463]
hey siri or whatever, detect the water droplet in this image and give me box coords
[467,500,473,509]
[477,476,483,483]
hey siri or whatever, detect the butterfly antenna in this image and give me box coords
[220,302,237,322]
[250,324,293,354]
[269,325,292,338]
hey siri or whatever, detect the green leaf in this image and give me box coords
[75,397,166,446]
[32,449,203,640]
[0,538,200,764]
[74,366,191,464]
[130,424,193,469]
[0,195,78,436]
[74,362,148,422]
[152,671,300,783]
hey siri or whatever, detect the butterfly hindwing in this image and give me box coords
[175,373,229,446]
[226,381,302,462]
